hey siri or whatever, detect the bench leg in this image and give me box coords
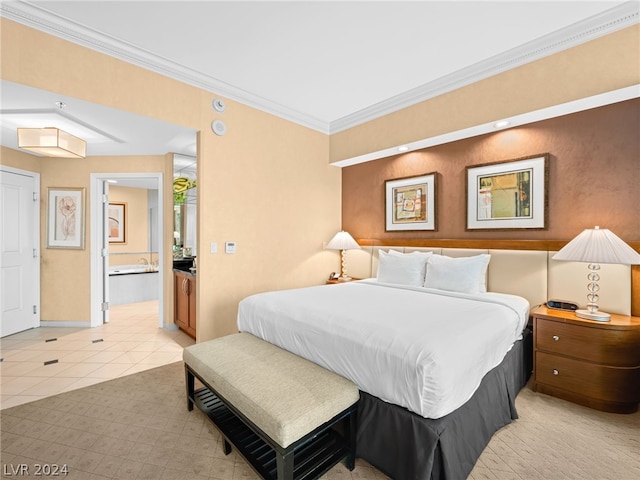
[276,450,294,480]
[344,410,357,471]
[185,365,194,411]
[223,439,232,455]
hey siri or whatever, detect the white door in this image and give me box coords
[0,170,39,337]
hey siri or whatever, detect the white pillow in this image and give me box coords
[424,254,491,294]
[377,250,429,286]
[388,249,433,258]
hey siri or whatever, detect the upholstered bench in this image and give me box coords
[183,332,359,480]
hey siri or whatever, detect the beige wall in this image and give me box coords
[0,147,172,322]
[196,103,339,339]
[108,186,150,267]
[1,147,42,173]
[1,19,341,338]
[330,24,640,163]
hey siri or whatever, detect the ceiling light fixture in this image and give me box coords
[493,120,510,129]
[398,146,409,152]
[17,127,87,158]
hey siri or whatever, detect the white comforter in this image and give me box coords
[237,279,529,419]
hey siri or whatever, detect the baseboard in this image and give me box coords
[40,321,92,328]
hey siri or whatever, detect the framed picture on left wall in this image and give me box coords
[46,187,85,249]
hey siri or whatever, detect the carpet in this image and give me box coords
[1,362,638,479]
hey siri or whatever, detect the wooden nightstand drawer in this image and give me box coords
[536,318,640,367]
[536,351,640,404]
[532,306,640,413]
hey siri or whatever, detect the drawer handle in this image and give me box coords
[552,335,559,341]
[553,369,559,376]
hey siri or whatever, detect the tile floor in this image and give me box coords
[0,300,194,410]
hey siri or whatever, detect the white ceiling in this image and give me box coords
[1,1,637,160]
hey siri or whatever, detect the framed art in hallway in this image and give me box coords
[466,154,549,230]
[385,172,437,231]
[108,202,127,243]
[46,187,85,249]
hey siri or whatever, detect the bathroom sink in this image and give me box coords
[173,257,194,272]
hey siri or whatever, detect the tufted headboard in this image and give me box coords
[346,242,634,316]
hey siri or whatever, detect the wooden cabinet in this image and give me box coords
[174,270,196,339]
[532,306,640,413]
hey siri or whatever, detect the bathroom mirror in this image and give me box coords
[173,154,197,257]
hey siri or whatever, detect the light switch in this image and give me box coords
[210,242,217,254]
[225,242,236,254]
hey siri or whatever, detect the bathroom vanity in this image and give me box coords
[174,267,196,339]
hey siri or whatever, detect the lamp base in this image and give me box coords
[575,309,610,322]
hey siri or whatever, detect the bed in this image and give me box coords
[238,249,535,479]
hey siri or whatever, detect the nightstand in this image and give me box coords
[325,278,360,285]
[531,306,640,413]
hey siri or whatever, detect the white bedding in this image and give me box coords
[237,279,529,419]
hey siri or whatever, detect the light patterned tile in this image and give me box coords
[15,376,80,396]
[52,362,103,378]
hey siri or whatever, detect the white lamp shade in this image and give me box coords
[553,226,640,265]
[326,231,360,250]
[18,127,86,158]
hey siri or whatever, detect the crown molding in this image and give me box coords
[0,1,331,133]
[2,1,638,135]
[330,1,639,133]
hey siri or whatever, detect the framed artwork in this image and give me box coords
[46,187,85,249]
[108,202,127,243]
[466,153,549,230]
[385,172,437,231]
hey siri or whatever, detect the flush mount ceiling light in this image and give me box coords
[17,127,87,158]
[493,120,511,129]
[398,146,409,152]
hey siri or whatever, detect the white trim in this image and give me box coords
[90,173,164,328]
[40,321,91,328]
[0,165,41,330]
[330,2,640,134]
[0,1,328,133]
[1,1,637,134]
[331,85,640,167]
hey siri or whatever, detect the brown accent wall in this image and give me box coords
[342,99,640,244]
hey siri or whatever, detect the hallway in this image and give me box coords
[0,301,194,409]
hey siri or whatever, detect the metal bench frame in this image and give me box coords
[185,363,357,480]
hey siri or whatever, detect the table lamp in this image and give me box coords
[326,231,360,281]
[552,226,640,321]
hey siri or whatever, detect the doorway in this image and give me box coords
[90,173,164,328]
[0,166,40,337]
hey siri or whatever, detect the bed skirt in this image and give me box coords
[356,327,532,480]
